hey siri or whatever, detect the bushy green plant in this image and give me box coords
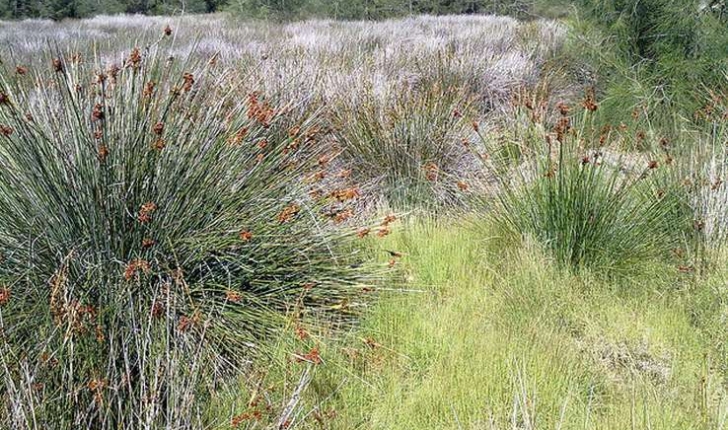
[333,83,472,210]
[481,106,687,276]
[0,46,375,428]
[562,0,728,128]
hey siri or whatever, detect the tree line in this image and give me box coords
[0,0,538,20]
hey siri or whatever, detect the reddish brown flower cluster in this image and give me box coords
[143,81,155,98]
[126,47,142,70]
[246,92,275,128]
[277,204,300,223]
[423,162,439,181]
[107,64,120,83]
[91,103,104,121]
[553,117,571,143]
[376,214,397,237]
[0,287,9,305]
[337,169,352,179]
[231,413,253,427]
[0,92,10,106]
[152,122,164,136]
[357,227,371,238]
[226,290,242,303]
[95,72,107,85]
[0,125,13,137]
[239,229,253,242]
[556,101,570,116]
[15,65,27,75]
[151,301,164,318]
[124,259,151,281]
[142,237,155,248]
[333,208,354,224]
[329,187,360,202]
[231,409,264,427]
[227,127,248,146]
[182,72,194,92]
[163,25,172,37]
[178,315,196,332]
[296,346,322,365]
[582,87,598,112]
[98,144,109,162]
[307,170,326,183]
[295,324,309,340]
[138,201,157,223]
[472,121,479,132]
[52,58,63,73]
[599,125,611,145]
[87,378,107,405]
[318,154,331,167]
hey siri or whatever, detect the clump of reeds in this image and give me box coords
[0,42,378,428]
[477,92,688,276]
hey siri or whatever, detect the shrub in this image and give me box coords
[0,46,375,428]
[480,103,687,276]
[333,83,473,210]
[563,0,728,127]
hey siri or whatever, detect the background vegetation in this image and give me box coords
[0,3,727,429]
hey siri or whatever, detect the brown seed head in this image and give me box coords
[0,287,9,305]
[239,230,253,242]
[143,81,155,98]
[52,58,63,73]
[91,104,104,121]
[277,204,300,223]
[556,101,570,116]
[98,144,109,162]
[225,290,242,303]
[127,48,142,70]
[381,214,397,226]
[182,72,194,92]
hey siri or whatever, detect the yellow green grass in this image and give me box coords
[210,220,728,429]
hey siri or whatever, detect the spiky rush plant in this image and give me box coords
[0,46,376,428]
[333,83,473,210]
[479,99,687,277]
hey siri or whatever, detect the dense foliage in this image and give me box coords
[0,44,377,428]
[0,0,538,19]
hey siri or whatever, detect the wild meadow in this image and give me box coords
[0,8,727,429]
